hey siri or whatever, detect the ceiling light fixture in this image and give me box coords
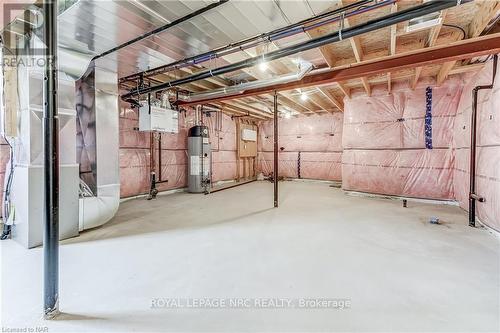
[259,60,268,72]
[300,92,308,101]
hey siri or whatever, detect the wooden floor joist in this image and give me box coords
[178,33,500,106]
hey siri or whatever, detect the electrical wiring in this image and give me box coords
[442,23,466,40]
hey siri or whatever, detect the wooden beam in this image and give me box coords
[290,94,322,113]
[390,3,398,55]
[411,66,422,90]
[275,94,311,114]
[436,2,500,85]
[427,10,447,47]
[448,63,485,75]
[178,33,500,105]
[413,10,446,89]
[468,1,500,39]
[308,93,334,112]
[317,87,344,112]
[436,61,456,85]
[335,63,484,90]
[350,37,363,63]
[337,82,351,99]
[220,102,267,120]
[226,100,273,119]
[388,3,398,92]
[307,29,336,68]
[361,77,371,96]
[340,0,370,96]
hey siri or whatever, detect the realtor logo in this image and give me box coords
[2,3,45,55]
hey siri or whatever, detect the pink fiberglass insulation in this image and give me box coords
[342,78,462,200]
[203,112,238,183]
[119,99,239,198]
[453,57,500,231]
[257,113,343,181]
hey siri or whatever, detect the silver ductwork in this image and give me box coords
[76,60,120,231]
[0,9,120,246]
[1,34,80,248]
[59,46,95,80]
[179,61,313,102]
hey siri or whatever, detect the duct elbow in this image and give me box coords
[79,184,120,231]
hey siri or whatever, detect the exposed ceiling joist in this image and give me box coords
[388,2,398,93]
[177,33,500,105]
[413,10,447,89]
[275,94,311,114]
[337,82,351,99]
[341,0,370,96]
[436,1,500,85]
[317,87,344,112]
[448,62,485,75]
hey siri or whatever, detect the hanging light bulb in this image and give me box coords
[284,112,291,119]
[259,60,268,72]
[300,92,308,101]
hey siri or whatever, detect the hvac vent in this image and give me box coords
[406,12,442,33]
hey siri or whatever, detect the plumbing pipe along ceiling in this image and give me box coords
[57,0,336,80]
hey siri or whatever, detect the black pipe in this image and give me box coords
[122,0,468,99]
[158,133,162,182]
[469,54,497,227]
[120,0,374,83]
[274,92,278,208]
[207,179,257,194]
[94,0,229,60]
[43,0,59,319]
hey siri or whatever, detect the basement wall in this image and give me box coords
[342,78,462,200]
[453,57,500,231]
[256,113,343,181]
[119,99,239,198]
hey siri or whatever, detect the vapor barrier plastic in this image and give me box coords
[342,79,462,199]
[453,57,500,231]
[257,113,343,181]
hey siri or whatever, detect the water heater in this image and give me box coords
[188,125,211,193]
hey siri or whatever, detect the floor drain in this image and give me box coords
[429,217,440,224]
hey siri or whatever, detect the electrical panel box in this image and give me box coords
[139,103,179,133]
[241,128,257,142]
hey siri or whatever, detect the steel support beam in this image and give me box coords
[273,92,278,208]
[177,33,500,105]
[43,0,59,319]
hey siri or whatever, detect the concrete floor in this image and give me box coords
[2,181,499,332]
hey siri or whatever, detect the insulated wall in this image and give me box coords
[257,113,343,181]
[119,99,239,198]
[342,79,462,200]
[205,113,238,183]
[453,57,500,231]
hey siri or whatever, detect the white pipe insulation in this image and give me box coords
[177,61,313,103]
